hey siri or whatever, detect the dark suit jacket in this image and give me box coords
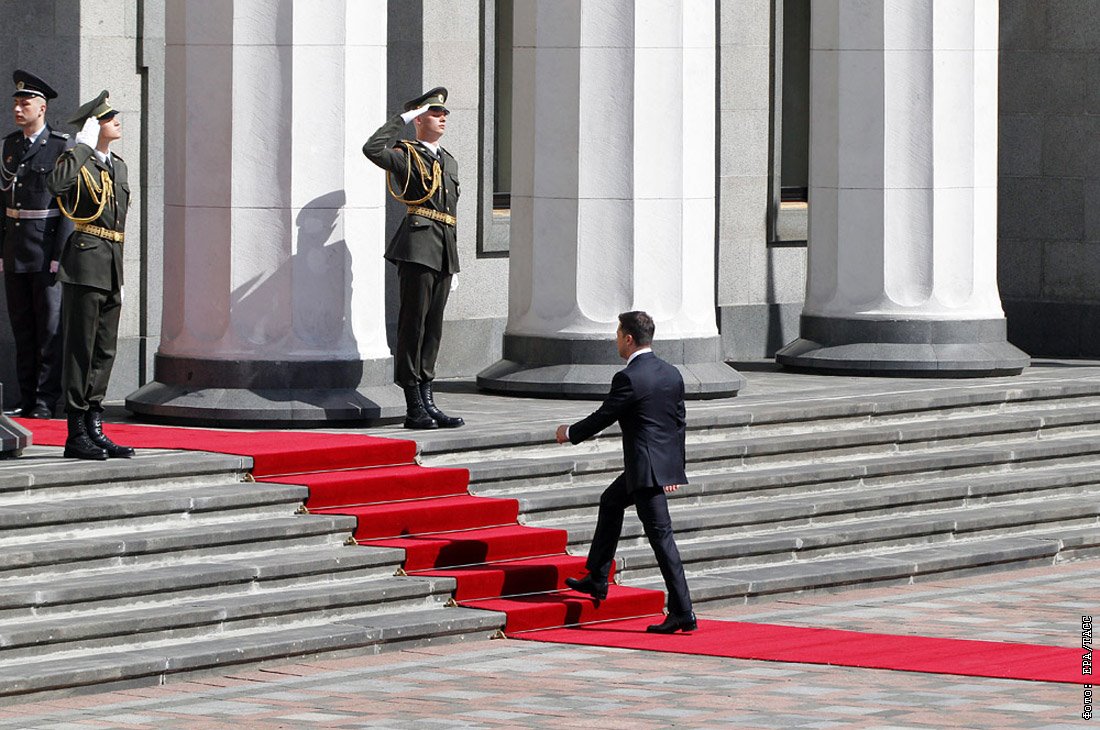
[0,125,74,272]
[569,352,689,492]
[362,114,460,274]
[47,143,129,292]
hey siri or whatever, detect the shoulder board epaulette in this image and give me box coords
[439,146,455,159]
[49,130,70,140]
[111,152,124,162]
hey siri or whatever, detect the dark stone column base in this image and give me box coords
[125,355,406,427]
[477,334,743,399]
[775,315,1030,377]
[0,384,31,457]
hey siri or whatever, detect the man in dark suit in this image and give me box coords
[0,70,72,419]
[555,311,697,633]
[362,87,464,430]
[47,90,133,461]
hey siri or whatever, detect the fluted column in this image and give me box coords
[776,0,1028,375]
[478,0,741,397]
[127,0,403,424]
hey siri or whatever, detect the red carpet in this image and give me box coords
[517,617,1086,684]
[17,418,1086,683]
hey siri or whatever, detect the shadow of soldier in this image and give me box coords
[226,190,390,419]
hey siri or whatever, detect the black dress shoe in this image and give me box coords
[565,574,609,600]
[2,407,27,418]
[646,612,698,634]
[28,405,53,419]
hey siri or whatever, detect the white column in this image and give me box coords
[777,0,1027,374]
[479,0,740,397]
[127,0,403,424]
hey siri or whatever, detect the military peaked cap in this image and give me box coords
[12,69,57,100]
[69,90,117,125]
[404,86,449,114]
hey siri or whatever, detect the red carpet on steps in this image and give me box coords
[15,419,1086,683]
[517,617,1087,684]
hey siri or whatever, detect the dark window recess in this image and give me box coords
[493,192,511,210]
[781,186,807,203]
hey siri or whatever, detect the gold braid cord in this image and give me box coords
[57,166,113,224]
[386,140,441,205]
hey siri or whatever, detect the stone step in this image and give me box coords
[0,450,250,498]
[463,408,1100,492]
[0,481,307,542]
[630,535,1063,606]
[0,606,504,699]
[0,513,366,580]
[576,481,1100,551]
[421,377,1100,466]
[0,571,459,663]
[612,498,1100,580]
[0,531,400,621]
[519,441,1100,527]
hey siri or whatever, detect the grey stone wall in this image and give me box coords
[716,0,805,361]
[999,0,1100,357]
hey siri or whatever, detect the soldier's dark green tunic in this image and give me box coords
[47,143,129,414]
[363,115,460,388]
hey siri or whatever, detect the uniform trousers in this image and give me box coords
[3,270,62,411]
[61,282,121,414]
[394,261,451,388]
[585,473,694,617]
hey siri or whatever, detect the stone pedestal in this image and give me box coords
[0,384,30,458]
[477,0,742,398]
[776,0,1028,376]
[127,0,404,424]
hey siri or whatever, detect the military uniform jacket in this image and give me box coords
[0,125,74,273]
[362,115,460,274]
[47,143,129,292]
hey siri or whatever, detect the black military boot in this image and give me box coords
[419,381,464,428]
[85,409,135,458]
[64,412,108,461]
[403,385,438,430]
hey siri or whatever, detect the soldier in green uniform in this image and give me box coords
[363,87,464,430]
[47,90,133,460]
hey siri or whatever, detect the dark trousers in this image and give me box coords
[61,282,121,414]
[394,261,451,388]
[586,473,694,617]
[3,270,63,411]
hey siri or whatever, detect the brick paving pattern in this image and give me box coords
[0,561,1092,728]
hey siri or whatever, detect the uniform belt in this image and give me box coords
[6,207,61,220]
[407,205,456,227]
[74,222,125,243]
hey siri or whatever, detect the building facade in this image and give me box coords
[0,1,1093,418]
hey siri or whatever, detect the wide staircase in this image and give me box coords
[0,448,502,699]
[425,373,1100,605]
[4,369,1100,699]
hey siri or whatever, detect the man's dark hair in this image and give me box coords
[618,311,655,346]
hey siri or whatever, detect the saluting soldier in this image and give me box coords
[0,70,72,419]
[363,87,465,430]
[47,90,133,460]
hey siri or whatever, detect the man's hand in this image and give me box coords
[555,424,569,444]
[49,260,59,274]
[663,485,680,493]
[75,117,100,149]
[400,104,432,124]
[450,273,459,293]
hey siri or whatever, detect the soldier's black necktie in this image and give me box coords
[20,137,30,157]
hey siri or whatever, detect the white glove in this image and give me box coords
[75,117,100,149]
[450,273,459,292]
[400,104,432,124]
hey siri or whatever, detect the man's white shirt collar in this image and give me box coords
[24,125,46,144]
[419,139,439,156]
[626,347,653,365]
